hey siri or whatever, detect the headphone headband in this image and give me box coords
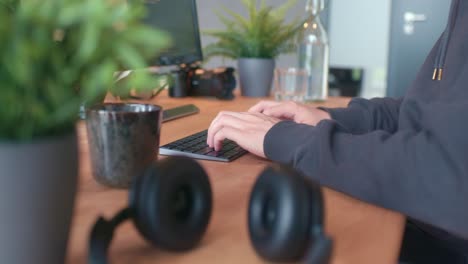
[89,208,133,264]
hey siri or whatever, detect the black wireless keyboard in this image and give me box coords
[159,130,247,162]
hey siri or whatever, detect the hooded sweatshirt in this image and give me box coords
[264,0,468,255]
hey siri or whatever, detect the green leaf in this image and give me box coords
[0,0,170,141]
[203,43,238,60]
[203,0,300,60]
[219,7,249,31]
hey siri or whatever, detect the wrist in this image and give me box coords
[318,108,331,120]
[316,107,333,120]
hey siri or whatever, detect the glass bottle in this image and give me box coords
[298,0,329,101]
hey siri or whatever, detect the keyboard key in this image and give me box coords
[163,143,178,149]
[206,151,222,157]
[195,147,214,155]
[159,130,246,162]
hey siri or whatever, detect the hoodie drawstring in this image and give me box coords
[433,0,460,81]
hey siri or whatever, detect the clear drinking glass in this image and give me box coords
[274,68,309,102]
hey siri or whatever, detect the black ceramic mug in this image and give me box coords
[86,103,162,188]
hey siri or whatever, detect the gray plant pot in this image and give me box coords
[0,133,78,264]
[238,58,275,97]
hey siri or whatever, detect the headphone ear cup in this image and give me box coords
[129,161,159,244]
[303,235,333,264]
[130,156,212,251]
[248,165,311,262]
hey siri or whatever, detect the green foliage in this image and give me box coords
[203,0,301,60]
[0,0,171,141]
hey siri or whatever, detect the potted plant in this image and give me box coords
[0,0,169,263]
[204,0,301,97]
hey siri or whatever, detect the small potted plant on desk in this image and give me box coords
[0,0,169,263]
[203,0,301,97]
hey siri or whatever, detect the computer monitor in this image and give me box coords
[143,0,203,66]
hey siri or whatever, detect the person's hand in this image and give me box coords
[207,111,281,158]
[248,100,331,126]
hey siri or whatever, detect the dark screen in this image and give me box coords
[143,0,203,66]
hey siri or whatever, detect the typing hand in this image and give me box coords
[248,100,331,126]
[207,111,280,158]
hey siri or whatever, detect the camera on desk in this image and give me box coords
[169,66,236,100]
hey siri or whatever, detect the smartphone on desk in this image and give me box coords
[162,104,200,122]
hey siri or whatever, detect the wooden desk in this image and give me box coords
[67,93,405,264]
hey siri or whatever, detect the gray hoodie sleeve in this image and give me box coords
[321,97,403,134]
[264,103,468,239]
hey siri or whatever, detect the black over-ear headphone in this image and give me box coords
[248,165,333,264]
[88,156,212,264]
[88,156,332,264]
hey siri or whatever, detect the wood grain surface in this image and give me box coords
[66,92,405,264]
